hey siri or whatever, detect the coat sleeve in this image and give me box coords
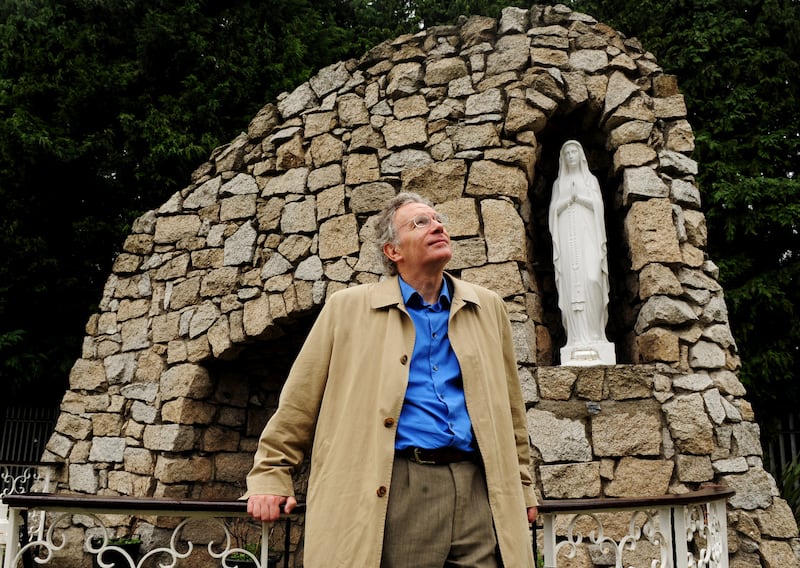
[496,296,539,508]
[244,298,337,497]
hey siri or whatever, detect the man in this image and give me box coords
[246,192,538,567]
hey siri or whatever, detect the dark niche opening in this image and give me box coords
[529,112,632,365]
[201,309,320,498]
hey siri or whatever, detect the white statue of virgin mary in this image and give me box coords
[548,140,616,366]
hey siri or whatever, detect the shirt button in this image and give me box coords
[400,354,408,365]
[377,486,387,497]
[384,417,395,428]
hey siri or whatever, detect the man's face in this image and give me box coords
[387,202,452,273]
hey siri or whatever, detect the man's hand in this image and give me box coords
[247,494,297,522]
[527,506,538,524]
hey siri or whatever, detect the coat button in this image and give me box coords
[400,354,408,365]
[377,486,387,497]
[383,417,395,428]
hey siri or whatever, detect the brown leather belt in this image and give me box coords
[398,447,478,465]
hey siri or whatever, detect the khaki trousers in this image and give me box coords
[381,455,500,568]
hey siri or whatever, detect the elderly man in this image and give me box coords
[246,192,537,567]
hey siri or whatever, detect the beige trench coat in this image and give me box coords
[246,275,537,567]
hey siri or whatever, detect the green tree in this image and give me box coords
[0,0,361,402]
[2,0,798,427]
[573,0,800,419]
[0,0,527,403]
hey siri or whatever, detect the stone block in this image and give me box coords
[387,62,424,98]
[154,455,213,483]
[613,143,657,172]
[143,424,196,452]
[466,161,528,200]
[608,120,654,151]
[504,98,547,134]
[575,367,606,400]
[605,457,674,497]
[689,340,727,369]
[625,199,682,270]
[435,198,479,238]
[481,199,526,262]
[540,462,601,498]
[107,470,153,496]
[215,453,255,482]
[319,214,360,259]
[635,295,698,334]
[162,398,217,425]
[755,498,799,539]
[636,327,680,363]
[537,367,578,401]
[262,167,309,196]
[450,123,501,152]
[336,93,370,128]
[91,413,123,437]
[223,222,257,266]
[281,198,318,234]
[591,402,662,456]
[161,363,214,401]
[219,195,256,221]
[639,264,682,299]
[723,468,778,510]
[487,35,531,74]
[676,454,714,483]
[400,159,466,203]
[203,427,241,453]
[275,135,305,170]
[89,436,126,463]
[447,237,487,270]
[528,408,592,462]
[622,166,668,204]
[316,185,346,221]
[345,153,380,185]
[184,177,221,209]
[69,463,99,493]
[653,94,687,119]
[68,359,107,391]
[663,394,714,454]
[569,49,608,73]
[384,117,429,150]
[460,262,524,298]
[154,215,202,244]
[46,432,74,459]
[124,447,155,476]
[55,413,93,441]
[604,71,639,118]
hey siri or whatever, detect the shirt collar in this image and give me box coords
[398,275,452,308]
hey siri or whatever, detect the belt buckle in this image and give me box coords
[412,448,437,465]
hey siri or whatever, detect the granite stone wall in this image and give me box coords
[42,4,798,566]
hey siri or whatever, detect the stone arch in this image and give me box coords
[45,4,798,566]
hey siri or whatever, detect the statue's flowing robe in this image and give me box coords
[549,173,610,347]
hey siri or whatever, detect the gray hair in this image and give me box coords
[375,192,433,275]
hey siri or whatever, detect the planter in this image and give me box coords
[227,552,282,568]
[90,538,141,568]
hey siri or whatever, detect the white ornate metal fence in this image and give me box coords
[2,486,733,568]
[535,486,733,568]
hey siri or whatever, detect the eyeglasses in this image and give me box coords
[404,213,448,230]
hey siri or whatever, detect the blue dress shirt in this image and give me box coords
[395,276,475,452]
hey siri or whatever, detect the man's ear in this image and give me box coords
[383,242,402,263]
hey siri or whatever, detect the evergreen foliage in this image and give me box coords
[575,0,800,421]
[0,0,797,427]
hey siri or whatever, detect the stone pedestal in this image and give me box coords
[560,341,616,366]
